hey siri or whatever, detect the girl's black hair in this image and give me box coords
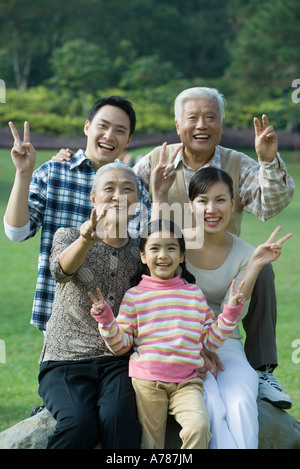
[188,167,234,201]
[130,219,195,286]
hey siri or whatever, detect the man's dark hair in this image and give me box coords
[87,96,136,136]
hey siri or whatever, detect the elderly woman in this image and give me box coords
[38,162,142,449]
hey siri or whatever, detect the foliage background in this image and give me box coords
[0,0,300,136]
[0,0,299,437]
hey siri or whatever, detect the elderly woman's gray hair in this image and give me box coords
[91,160,139,195]
[174,87,226,124]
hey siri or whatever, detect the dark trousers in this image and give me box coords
[38,356,141,449]
[243,263,277,370]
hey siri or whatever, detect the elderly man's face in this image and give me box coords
[176,98,223,161]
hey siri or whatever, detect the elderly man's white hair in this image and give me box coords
[174,87,226,124]
[91,160,139,195]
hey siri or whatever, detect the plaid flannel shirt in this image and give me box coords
[134,145,295,222]
[25,149,151,331]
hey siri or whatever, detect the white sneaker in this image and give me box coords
[257,367,292,410]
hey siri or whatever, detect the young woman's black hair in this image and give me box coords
[87,95,136,136]
[189,167,234,201]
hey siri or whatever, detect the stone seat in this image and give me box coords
[0,399,299,449]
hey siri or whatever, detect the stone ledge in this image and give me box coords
[0,399,299,449]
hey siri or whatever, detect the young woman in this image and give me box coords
[38,161,142,449]
[89,219,246,449]
[150,150,292,449]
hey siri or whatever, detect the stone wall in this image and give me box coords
[0,399,299,449]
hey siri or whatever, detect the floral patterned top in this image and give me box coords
[39,227,141,362]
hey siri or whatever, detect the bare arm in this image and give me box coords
[4,122,36,227]
[241,226,292,300]
[59,207,106,275]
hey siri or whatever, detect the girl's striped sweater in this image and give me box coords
[97,274,243,382]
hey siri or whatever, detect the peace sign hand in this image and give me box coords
[9,121,36,174]
[228,279,245,308]
[88,287,106,321]
[251,226,292,267]
[151,142,182,200]
[254,114,278,163]
[80,205,108,244]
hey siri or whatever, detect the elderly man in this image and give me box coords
[133,87,295,409]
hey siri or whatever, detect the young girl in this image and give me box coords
[89,219,246,449]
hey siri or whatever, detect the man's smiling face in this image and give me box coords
[84,105,132,170]
[176,97,223,162]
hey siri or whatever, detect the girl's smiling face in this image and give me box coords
[140,230,184,280]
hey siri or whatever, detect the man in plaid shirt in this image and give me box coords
[4,96,151,333]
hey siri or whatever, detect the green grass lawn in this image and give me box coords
[0,146,299,434]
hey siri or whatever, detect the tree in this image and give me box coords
[49,39,112,116]
[0,0,67,89]
[226,0,300,101]
[119,55,183,89]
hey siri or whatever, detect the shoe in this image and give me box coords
[257,366,292,410]
[29,404,45,417]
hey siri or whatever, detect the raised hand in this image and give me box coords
[88,287,105,319]
[250,225,292,267]
[9,121,36,173]
[254,114,278,163]
[80,206,108,244]
[151,142,182,199]
[228,279,245,307]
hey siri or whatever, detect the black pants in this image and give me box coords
[38,356,141,449]
[243,263,277,370]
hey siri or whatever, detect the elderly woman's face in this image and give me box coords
[91,168,139,225]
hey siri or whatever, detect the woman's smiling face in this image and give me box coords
[91,168,139,228]
[189,181,235,234]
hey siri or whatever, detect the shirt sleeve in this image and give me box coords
[3,217,30,241]
[26,163,50,238]
[202,303,244,352]
[239,152,295,220]
[98,293,137,355]
[133,151,153,191]
[49,228,79,283]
